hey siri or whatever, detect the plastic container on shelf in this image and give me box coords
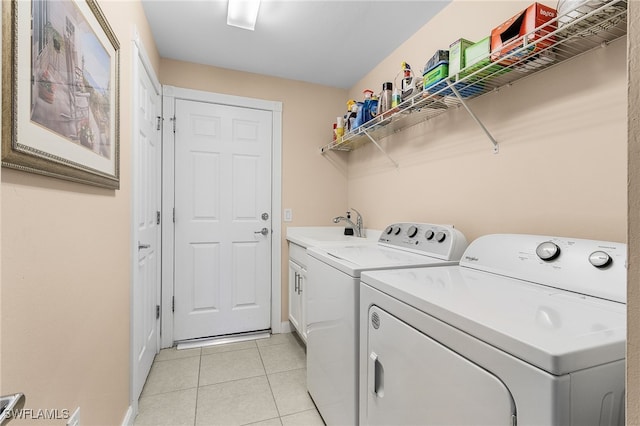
[448,38,474,80]
[557,0,627,39]
[461,37,511,82]
[423,60,484,98]
[423,50,449,74]
[423,62,449,90]
[378,82,393,114]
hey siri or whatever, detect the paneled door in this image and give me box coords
[173,99,273,341]
[132,44,161,401]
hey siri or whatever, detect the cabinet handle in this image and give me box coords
[297,274,302,295]
[294,272,299,293]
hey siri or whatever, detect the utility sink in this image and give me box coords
[286,226,381,249]
[299,233,358,241]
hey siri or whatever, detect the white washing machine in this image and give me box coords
[306,223,468,426]
[359,234,627,426]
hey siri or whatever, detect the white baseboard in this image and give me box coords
[279,321,292,333]
[121,405,134,426]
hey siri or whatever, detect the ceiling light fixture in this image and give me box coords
[227,0,261,31]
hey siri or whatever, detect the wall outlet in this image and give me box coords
[284,208,293,222]
[67,407,80,426]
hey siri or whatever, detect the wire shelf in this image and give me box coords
[320,0,627,154]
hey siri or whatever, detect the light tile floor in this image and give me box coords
[134,332,325,426]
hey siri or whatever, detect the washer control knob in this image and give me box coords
[536,241,561,261]
[435,232,446,243]
[589,251,612,268]
[407,226,418,238]
[425,230,435,240]
[394,226,402,235]
[385,226,394,235]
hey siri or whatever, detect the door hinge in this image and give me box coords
[156,305,160,320]
[171,116,176,133]
[173,208,175,223]
[156,210,161,225]
[172,296,175,313]
[156,116,162,131]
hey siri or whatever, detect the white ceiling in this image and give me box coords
[141,0,450,89]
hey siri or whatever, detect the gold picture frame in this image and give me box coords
[2,0,120,189]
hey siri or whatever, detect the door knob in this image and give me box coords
[254,228,269,236]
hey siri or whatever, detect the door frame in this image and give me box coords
[160,85,283,348]
[130,29,162,420]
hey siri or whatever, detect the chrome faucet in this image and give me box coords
[332,208,364,237]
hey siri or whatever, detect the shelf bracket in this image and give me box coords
[362,129,399,168]
[445,78,499,154]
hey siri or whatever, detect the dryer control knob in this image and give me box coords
[589,251,612,268]
[425,230,435,240]
[394,226,402,235]
[385,226,394,235]
[407,226,418,238]
[435,232,446,243]
[536,241,561,261]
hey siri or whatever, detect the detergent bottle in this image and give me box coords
[345,99,358,132]
[354,89,378,128]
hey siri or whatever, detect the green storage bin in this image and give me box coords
[461,37,510,81]
[423,63,449,91]
[449,38,474,80]
[465,37,491,68]
[460,59,510,81]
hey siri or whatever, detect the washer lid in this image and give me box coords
[361,266,626,375]
[308,245,457,277]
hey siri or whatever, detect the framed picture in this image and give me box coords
[2,0,120,189]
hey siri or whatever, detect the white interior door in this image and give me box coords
[173,99,272,341]
[132,47,161,401]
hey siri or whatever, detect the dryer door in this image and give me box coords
[364,306,516,426]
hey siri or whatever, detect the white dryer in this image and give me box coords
[306,223,468,426]
[359,234,626,426]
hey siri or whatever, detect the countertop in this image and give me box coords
[286,226,381,249]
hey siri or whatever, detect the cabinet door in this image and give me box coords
[288,260,303,335]
[364,305,516,426]
[298,268,307,341]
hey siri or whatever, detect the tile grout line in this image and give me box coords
[144,336,307,425]
[138,351,203,400]
[193,348,202,426]
[257,342,283,422]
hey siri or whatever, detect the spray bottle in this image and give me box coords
[400,62,415,101]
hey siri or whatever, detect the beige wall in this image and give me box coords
[628,0,639,421]
[0,1,159,425]
[159,59,348,322]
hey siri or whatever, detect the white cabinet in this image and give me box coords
[288,260,306,341]
[288,242,308,342]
